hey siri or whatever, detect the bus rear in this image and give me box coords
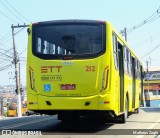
[27,20,109,120]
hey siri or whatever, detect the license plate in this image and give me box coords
[61,84,75,90]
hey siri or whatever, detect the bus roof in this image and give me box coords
[31,19,142,65]
[32,19,106,26]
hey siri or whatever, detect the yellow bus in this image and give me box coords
[27,20,143,123]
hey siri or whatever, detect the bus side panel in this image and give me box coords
[27,93,38,110]
[27,25,39,110]
[98,24,118,115]
[123,69,134,112]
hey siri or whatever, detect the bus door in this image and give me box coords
[118,43,124,112]
[132,58,136,108]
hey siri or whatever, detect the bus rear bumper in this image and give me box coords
[37,95,99,110]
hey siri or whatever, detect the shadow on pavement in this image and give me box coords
[41,117,115,134]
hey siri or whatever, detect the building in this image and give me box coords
[143,70,160,107]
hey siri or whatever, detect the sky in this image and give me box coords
[0,0,160,86]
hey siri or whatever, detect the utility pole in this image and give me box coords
[124,27,127,41]
[11,24,29,117]
[12,24,21,117]
[120,27,127,41]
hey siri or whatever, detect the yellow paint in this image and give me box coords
[27,21,143,117]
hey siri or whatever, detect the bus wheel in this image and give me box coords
[135,108,139,114]
[135,98,140,114]
[119,98,128,123]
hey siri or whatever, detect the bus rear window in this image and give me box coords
[32,23,105,59]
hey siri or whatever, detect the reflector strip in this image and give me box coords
[29,70,33,90]
[29,67,36,92]
[104,69,109,89]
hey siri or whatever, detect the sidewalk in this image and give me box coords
[140,107,160,112]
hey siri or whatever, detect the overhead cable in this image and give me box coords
[0,1,25,23]
[128,6,160,33]
[0,11,18,23]
[5,0,31,23]
[141,43,160,59]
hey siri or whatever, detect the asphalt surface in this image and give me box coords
[0,108,159,137]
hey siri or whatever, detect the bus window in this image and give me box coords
[113,34,119,69]
[32,23,104,59]
[49,44,55,54]
[128,51,132,76]
[137,61,140,79]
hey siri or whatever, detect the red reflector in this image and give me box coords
[29,102,33,104]
[63,56,73,60]
[98,20,105,24]
[33,22,39,25]
[61,84,75,90]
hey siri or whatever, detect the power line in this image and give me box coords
[141,43,160,59]
[0,11,18,23]
[0,1,25,23]
[14,27,25,36]
[0,27,26,50]
[0,57,12,62]
[0,47,12,53]
[4,0,31,23]
[19,48,27,56]
[0,50,13,59]
[0,36,12,45]
[0,30,12,41]
[127,6,160,33]
[0,64,12,72]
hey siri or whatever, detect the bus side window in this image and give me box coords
[126,48,132,76]
[135,59,138,79]
[137,61,140,79]
[128,51,132,76]
[113,34,119,70]
[123,46,128,74]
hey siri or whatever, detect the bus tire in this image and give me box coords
[135,98,140,114]
[135,108,139,114]
[119,98,128,123]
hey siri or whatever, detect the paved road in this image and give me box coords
[0,108,159,137]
